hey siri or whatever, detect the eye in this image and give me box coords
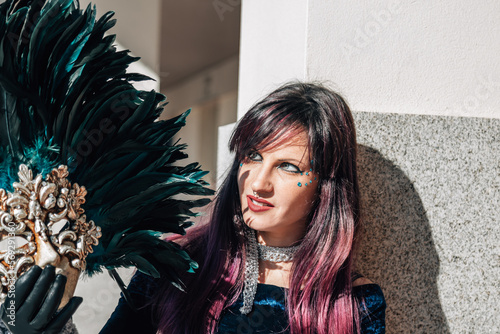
[247,151,262,161]
[278,162,302,174]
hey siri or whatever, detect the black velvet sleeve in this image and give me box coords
[99,272,158,334]
[353,284,387,334]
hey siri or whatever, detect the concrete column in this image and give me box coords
[224,1,500,333]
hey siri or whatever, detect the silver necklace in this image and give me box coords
[239,227,300,315]
[257,243,299,262]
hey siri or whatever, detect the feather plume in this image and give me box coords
[0,0,213,288]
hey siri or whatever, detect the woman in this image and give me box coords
[101,82,386,334]
[0,82,385,334]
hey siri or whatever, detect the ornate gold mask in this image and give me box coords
[0,165,101,305]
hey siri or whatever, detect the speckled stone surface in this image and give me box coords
[353,112,499,334]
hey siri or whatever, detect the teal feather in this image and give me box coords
[0,148,16,191]
[0,0,214,289]
[22,137,60,174]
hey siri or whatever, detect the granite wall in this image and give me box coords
[354,111,499,333]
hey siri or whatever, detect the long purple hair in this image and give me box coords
[153,82,361,334]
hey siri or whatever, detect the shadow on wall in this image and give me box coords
[356,145,450,334]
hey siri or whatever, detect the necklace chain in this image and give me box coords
[240,226,300,315]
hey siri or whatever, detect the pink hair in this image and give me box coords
[153,82,361,333]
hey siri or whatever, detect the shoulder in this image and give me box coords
[352,279,386,333]
[353,276,374,287]
[352,277,386,313]
[353,277,385,304]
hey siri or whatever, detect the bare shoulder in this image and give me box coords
[353,277,375,287]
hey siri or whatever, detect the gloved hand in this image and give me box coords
[0,265,83,334]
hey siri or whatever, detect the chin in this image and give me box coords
[243,215,265,230]
[244,218,275,233]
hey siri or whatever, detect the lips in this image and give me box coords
[247,195,274,212]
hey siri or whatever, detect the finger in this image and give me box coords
[18,265,56,321]
[9,265,43,308]
[30,274,67,330]
[45,296,83,334]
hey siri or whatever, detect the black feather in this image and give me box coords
[0,0,213,289]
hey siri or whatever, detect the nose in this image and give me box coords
[35,237,61,268]
[251,164,273,195]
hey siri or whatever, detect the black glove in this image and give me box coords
[0,265,83,334]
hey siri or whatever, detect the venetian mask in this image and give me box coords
[0,164,101,305]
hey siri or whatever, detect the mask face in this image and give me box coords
[0,165,101,303]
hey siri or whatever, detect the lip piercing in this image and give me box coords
[253,191,259,198]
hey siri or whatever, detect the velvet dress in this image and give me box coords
[100,272,386,334]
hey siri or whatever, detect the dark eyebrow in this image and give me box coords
[277,158,302,164]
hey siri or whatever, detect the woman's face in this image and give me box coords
[237,130,319,246]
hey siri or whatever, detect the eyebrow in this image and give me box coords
[277,158,304,164]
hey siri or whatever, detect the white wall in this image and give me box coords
[237,0,500,119]
[237,0,308,119]
[306,0,500,119]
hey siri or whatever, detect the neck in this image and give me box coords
[256,229,304,247]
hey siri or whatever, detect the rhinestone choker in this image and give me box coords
[257,243,300,262]
[240,228,300,314]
